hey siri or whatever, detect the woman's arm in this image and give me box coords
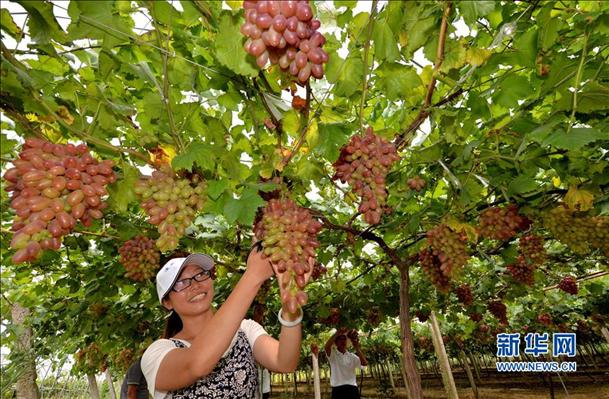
[252,307,303,372]
[153,249,273,391]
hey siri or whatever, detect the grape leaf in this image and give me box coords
[223,187,265,225]
[215,13,258,77]
[172,142,216,172]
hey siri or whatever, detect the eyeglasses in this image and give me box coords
[172,269,214,293]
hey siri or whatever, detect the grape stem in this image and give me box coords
[359,0,379,133]
[279,82,311,170]
[395,1,453,150]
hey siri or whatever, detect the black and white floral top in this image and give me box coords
[141,319,267,399]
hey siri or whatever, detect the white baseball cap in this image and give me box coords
[156,253,215,304]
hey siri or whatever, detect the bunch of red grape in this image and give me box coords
[254,198,322,313]
[537,313,552,327]
[487,300,508,324]
[75,343,107,374]
[134,166,206,252]
[455,284,473,306]
[407,176,426,191]
[479,204,531,240]
[367,307,381,327]
[333,127,400,224]
[241,0,329,83]
[321,307,340,325]
[424,224,469,277]
[419,248,452,292]
[469,312,483,322]
[414,310,430,322]
[558,276,578,295]
[113,348,135,373]
[519,234,546,265]
[544,206,609,256]
[118,236,161,281]
[311,262,327,281]
[4,138,115,264]
[506,262,535,285]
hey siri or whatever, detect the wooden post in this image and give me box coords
[468,353,481,383]
[12,303,40,399]
[312,352,321,399]
[105,368,117,399]
[86,374,100,399]
[386,360,396,390]
[460,350,478,399]
[429,312,459,399]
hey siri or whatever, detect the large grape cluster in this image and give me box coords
[479,204,531,240]
[241,0,329,83]
[543,206,609,256]
[455,284,473,306]
[113,348,135,373]
[558,276,578,295]
[333,127,400,225]
[134,166,206,252]
[254,198,322,313]
[419,248,451,292]
[487,300,508,324]
[426,224,469,275]
[75,343,107,374]
[118,236,161,281]
[4,138,115,264]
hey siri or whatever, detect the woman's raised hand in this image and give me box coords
[245,244,274,285]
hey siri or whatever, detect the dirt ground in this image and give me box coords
[269,384,609,399]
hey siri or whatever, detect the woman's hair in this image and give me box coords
[162,310,183,339]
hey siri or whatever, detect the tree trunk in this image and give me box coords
[429,312,459,399]
[398,265,424,399]
[11,303,40,399]
[86,374,100,399]
[105,368,116,399]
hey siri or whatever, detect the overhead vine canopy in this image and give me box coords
[1,1,608,397]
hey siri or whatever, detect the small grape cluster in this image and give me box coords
[321,307,341,325]
[538,313,552,327]
[507,234,546,285]
[88,303,108,317]
[469,312,483,322]
[4,138,115,264]
[558,276,578,295]
[487,300,508,324]
[427,224,469,275]
[311,262,327,281]
[544,206,609,256]
[118,236,161,281]
[134,166,206,252]
[519,234,546,265]
[415,310,430,322]
[241,1,329,83]
[479,204,531,240]
[113,348,135,373]
[455,284,473,307]
[367,307,381,327]
[506,262,535,286]
[75,343,107,374]
[407,176,426,192]
[419,248,452,292]
[333,127,400,224]
[254,198,322,313]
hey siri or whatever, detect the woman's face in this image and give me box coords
[163,264,215,316]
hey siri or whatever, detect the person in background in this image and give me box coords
[120,357,149,399]
[324,327,367,399]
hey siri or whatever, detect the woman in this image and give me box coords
[141,249,306,399]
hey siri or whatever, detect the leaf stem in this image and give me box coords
[567,28,589,134]
[359,0,379,132]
